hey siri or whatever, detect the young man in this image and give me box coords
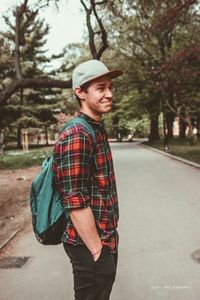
[53,59,123,300]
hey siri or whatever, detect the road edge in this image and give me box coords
[0,229,20,251]
[141,143,200,169]
[0,207,31,252]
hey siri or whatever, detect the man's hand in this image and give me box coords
[69,206,102,258]
[92,246,103,262]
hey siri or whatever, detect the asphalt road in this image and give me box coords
[1,142,200,300]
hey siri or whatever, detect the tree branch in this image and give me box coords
[128,35,154,58]
[96,0,107,5]
[81,0,97,58]
[80,0,89,11]
[14,5,25,79]
[13,1,42,80]
[81,0,108,60]
[0,78,72,106]
[151,0,197,33]
[166,99,193,133]
[91,0,108,59]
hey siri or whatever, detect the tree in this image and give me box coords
[0,1,78,147]
[80,0,108,59]
[104,0,199,140]
[0,0,71,105]
[0,0,111,104]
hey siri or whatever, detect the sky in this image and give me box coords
[0,0,86,55]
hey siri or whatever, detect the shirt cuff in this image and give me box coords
[62,190,90,210]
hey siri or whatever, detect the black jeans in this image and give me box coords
[63,244,118,300]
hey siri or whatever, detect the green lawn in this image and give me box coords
[0,147,53,169]
[145,138,200,165]
[1,139,200,169]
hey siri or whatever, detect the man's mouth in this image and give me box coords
[101,101,112,104]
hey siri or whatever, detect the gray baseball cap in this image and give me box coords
[72,59,123,90]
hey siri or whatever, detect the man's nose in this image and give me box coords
[105,88,113,98]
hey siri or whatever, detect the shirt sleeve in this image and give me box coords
[53,131,94,210]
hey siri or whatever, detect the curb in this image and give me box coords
[0,229,20,251]
[141,143,200,170]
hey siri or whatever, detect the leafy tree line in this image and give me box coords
[0,0,200,148]
[102,0,200,140]
[0,0,113,147]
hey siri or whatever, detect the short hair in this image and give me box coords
[75,81,91,107]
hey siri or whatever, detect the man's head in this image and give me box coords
[72,59,123,91]
[72,60,123,119]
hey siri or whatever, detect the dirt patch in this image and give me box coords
[0,166,40,250]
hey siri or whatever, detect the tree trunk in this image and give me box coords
[179,118,187,138]
[197,117,200,139]
[165,112,175,138]
[149,114,160,141]
[45,126,49,146]
[17,127,22,149]
[16,88,23,148]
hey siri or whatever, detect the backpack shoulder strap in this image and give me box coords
[60,116,96,145]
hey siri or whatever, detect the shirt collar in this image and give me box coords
[77,111,104,129]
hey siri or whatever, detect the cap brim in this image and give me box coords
[80,69,123,87]
[104,69,124,79]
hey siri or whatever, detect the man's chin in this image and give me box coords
[103,105,112,113]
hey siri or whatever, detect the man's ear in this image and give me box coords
[74,87,86,100]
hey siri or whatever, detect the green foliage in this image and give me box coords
[12,116,45,128]
[103,0,200,140]
[0,147,53,169]
[146,137,200,165]
[0,105,21,127]
[0,35,14,82]
[0,3,78,142]
[102,113,115,137]
[1,0,200,144]
[126,117,150,136]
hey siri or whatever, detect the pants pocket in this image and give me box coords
[95,247,116,277]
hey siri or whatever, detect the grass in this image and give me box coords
[0,147,53,169]
[145,138,200,165]
[1,138,200,169]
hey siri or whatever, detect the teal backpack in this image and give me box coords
[30,117,96,245]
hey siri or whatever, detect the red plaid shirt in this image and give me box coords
[52,112,119,252]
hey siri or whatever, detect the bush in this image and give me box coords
[0,147,53,169]
[145,138,200,164]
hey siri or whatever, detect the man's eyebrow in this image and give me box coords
[96,83,113,88]
[96,83,106,87]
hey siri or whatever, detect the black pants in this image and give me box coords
[63,244,118,300]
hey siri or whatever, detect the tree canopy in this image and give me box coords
[0,0,200,143]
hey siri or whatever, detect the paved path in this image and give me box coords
[1,143,200,300]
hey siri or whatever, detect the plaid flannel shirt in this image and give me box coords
[52,112,119,252]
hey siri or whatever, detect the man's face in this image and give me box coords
[76,77,113,117]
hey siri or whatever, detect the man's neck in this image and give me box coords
[79,108,102,122]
